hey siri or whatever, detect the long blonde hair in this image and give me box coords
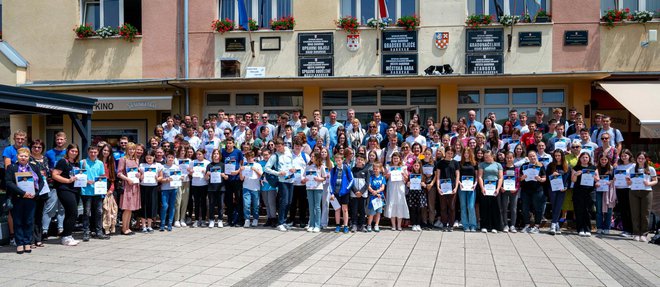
[124,142,138,161]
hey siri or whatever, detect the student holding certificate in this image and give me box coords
[571,152,599,237]
[174,146,192,228]
[406,161,427,232]
[138,150,163,233]
[595,155,614,235]
[458,148,478,232]
[434,148,460,232]
[303,151,328,233]
[349,154,369,232]
[159,151,179,231]
[546,150,570,235]
[5,148,44,254]
[116,143,140,236]
[79,146,108,241]
[519,150,547,234]
[221,138,245,227]
[329,153,354,234]
[629,152,658,242]
[206,149,225,228]
[190,149,210,228]
[477,150,503,233]
[499,152,520,233]
[384,152,409,231]
[240,151,263,228]
[613,149,635,238]
[52,144,84,244]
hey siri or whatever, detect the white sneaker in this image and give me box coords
[277,225,288,232]
[180,221,187,227]
[549,223,556,235]
[217,221,224,228]
[192,221,198,228]
[251,219,258,227]
[579,231,586,237]
[312,227,320,233]
[174,221,181,228]
[502,226,509,233]
[208,220,215,228]
[434,220,443,228]
[530,226,540,234]
[491,229,498,234]
[244,220,251,228]
[481,228,488,233]
[453,221,460,228]
[509,226,517,233]
[633,235,640,241]
[584,232,592,237]
[62,236,78,246]
[307,226,313,232]
[640,235,648,242]
[522,225,531,233]
[555,226,561,235]
[620,232,631,238]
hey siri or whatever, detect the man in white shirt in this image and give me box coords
[183,127,202,151]
[288,139,310,228]
[518,112,530,135]
[296,116,310,136]
[288,110,302,132]
[405,125,427,149]
[233,120,248,147]
[162,116,180,143]
[467,110,483,132]
[215,110,232,140]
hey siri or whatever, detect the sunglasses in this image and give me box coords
[601,137,609,140]
[571,146,581,149]
[224,133,230,135]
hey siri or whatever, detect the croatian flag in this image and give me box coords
[378,0,389,19]
[238,0,249,31]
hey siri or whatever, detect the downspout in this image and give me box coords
[183,0,190,115]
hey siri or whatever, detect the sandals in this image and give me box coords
[35,242,45,248]
[16,246,24,254]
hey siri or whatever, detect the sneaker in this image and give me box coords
[530,226,540,234]
[192,221,198,228]
[244,220,251,228]
[312,227,320,233]
[555,226,561,235]
[159,227,165,232]
[284,224,292,230]
[502,226,509,233]
[453,221,460,228]
[509,226,517,233]
[374,226,380,232]
[491,229,498,234]
[640,235,648,242]
[412,225,417,231]
[367,226,373,232]
[83,232,90,242]
[334,226,341,233]
[481,228,488,233]
[217,221,224,228]
[251,219,258,227]
[549,223,556,235]
[433,220,443,228]
[584,232,591,237]
[277,225,288,232]
[209,220,215,228]
[447,225,453,232]
[522,225,531,233]
[97,233,110,240]
[174,221,181,227]
[9,238,16,247]
[167,226,173,232]
[180,221,187,227]
[343,226,349,234]
[306,226,313,232]
[61,236,79,246]
[633,235,640,241]
[470,228,476,232]
[620,232,631,238]
[147,227,154,233]
[578,231,586,236]
[142,227,149,233]
[603,229,610,235]
[351,225,357,233]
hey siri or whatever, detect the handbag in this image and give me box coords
[265,153,280,187]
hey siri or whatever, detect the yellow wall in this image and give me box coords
[600,23,660,72]
[0,54,17,85]
[189,88,205,119]
[4,0,142,82]
[440,84,458,120]
[303,86,321,118]
[569,81,592,125]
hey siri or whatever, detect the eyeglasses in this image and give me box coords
[571,146,581,149]
[601,137,609,140]
[32,146,43,149]
[262,116,268,119]
[369,126,376,128]
[402,147,410,150]
[224,133,230,135]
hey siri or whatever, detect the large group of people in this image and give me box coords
[2,107,658,255]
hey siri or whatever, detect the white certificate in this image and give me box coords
[439,178,453,194]
[554,139,567,152]
[503,175,516,191]
[580,169,595,187]
[371,197,384,210]
[210,166,222,183]
[94,177,108,195]
[16,173,35,195]
[484,180,497,196]
[409,174,422,190]
[614,170,628,189]
[630,173,646,190]
[523,165,540,182]
[293,169,303,184]
[389,167,403,182]
[549,174,565,191]
[423,164,434,176]
[192,163,205,178]
[169,170,182,187]
[538,157,550,168]
[305,170,319,189]
[224,160,236,174]
[178,159,190,176]
[508,140,520,153]
[242,163,254,178]
[127,167,140,184]
[329,193,341,210]
[461,176,475,191]
[143,167,157,184]
[597,175,610,192]
[74,169,87,188]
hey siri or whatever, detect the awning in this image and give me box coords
[598,81,660,138]
[91,96,173,111]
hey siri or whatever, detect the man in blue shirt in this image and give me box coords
[221,138,245,226]
[324,111,343,148]
[467,110,483,132]
[45,131,68,169]
[3,130,27,167]
[112,136,128,166]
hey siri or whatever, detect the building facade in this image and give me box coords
[0,0,658,152]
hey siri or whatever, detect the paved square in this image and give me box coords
[1,227,658,287]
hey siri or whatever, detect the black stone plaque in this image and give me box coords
[299,57,333,77]
[382,30,418,52]
[298,33,334,55]
[466,28,504,53]
[564,30,589,46]
[466,54,504,75]
[518,32,542,47]
[382,54,418,75]
[225,38,246,51]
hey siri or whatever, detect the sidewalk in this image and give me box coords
[0,227,658,287]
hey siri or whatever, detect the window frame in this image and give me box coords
[80,0,124,29]
[219,0,293,29]
[467,0,552,19]
[204,89,303,116]
[600,0,657,15]
[338,0,418,25]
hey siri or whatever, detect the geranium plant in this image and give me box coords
[118,23,139,42]
[601,8,631,28]
[270,16,295,30]
[466,14,493,28]
[631,11,654,23]
[519,12,532,23]
[534,9,551,22]
[396,15,420,31]
[239,18,259,31]
[336,16,360,34]
[74,23,96,38]
[96,26,118,38]
[212,18,235,34]
[499,15,519,27]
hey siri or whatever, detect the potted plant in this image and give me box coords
[239,18,259,31]
[519,12,532,23]
[96,26,118,38]
[601,8,630,28]
[212,18,235,34]
[534,9,551,23]
[499,15,519,27]
[74,23,96,38]
[631,11,654,23]
[336,16,360,34]
[465,14,493,28]
[118,23,139,42]
[367,18,390,29]
[396,15,420,31]
[270,16,295,30]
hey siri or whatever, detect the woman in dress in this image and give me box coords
[117,143,141,235]
[477,150,503,233]
[384,152,409,231]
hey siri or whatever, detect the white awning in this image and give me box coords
[598,81,660,138]
[90,96,173,112]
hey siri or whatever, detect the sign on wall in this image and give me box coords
[518,32,542,47]
[466,54,504,75]
[466,28,504,53]
[299,57,333,77]
[225,38,247,52]
[382,30,418,52]
[298,33,334,55]
[93,96,173,111]
[382,54,418,75]
[564,30,589,46]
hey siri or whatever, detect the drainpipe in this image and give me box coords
[184,0,190,115]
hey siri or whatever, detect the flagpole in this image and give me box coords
[376,1,380,56]
[249,28,255,58]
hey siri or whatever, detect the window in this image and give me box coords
[380,90,407,105]
[352,90,377,106]
[601,0,660,15]
[322,91,349,106]
[410,89,437,105]
[264,91,303,107]
[80,0,141,31]
[219,0,293,29]
[236,93,259,106]
[207,93,231,106]
[468,0,550,19]
[205,91,302,116]
[458,87,566,125]
[339,0,417,25]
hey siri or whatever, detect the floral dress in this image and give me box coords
[118,157,141,211]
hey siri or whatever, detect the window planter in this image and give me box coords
[534,16,551,23]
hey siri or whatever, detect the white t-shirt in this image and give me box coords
[139,163,163,187]
[191,159,210,186]
[305,164,326,190]
[405,134,427,147]
[161,164,180,190]
[242,162,263,191]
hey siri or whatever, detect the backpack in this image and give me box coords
[265,153,280,187]
[596,127,622,144]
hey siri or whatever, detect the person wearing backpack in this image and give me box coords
[265,138,295,232]
[591,115,623,155]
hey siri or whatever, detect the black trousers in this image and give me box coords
[225,180,243,225]
[573,187,593,232]
[615,188,632,233]
[33,195,46,243]
[479,195,502,231]
[57,189,79,237]
[190,185,208,221]
[208,190,224,220]
[350,197,366,226]
[288,185,308,225]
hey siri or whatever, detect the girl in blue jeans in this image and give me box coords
[240,151,263,228]
[302,151,326,233]
[160,151,179,231]
[595,154,613,234]
[458,148,478,232]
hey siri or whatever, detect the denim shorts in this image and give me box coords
[368,207,383,216]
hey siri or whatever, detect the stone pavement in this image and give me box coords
[0,227,658,287]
